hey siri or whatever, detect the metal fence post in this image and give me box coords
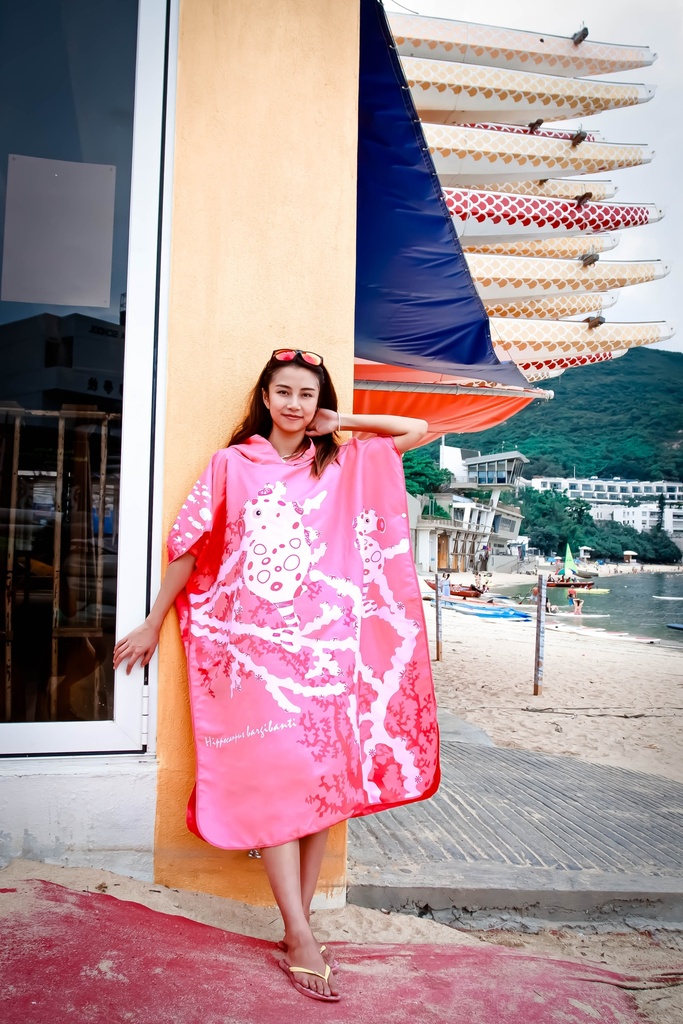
[533,572,547,696]
[434,572,443,662]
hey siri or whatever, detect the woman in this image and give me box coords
[113,350,440,1003]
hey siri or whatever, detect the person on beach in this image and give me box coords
[567,585,577,609]
[573,595,585,615]
[112,349,440,1004]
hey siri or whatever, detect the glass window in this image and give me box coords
[0,1,139,728]
[644,487,653,493]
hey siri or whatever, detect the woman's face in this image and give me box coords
[263,365,320,433]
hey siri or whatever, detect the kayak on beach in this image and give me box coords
[654,596,683,601]
[427,597,531,620]
[666,623,683,631]
[550,612,610,619]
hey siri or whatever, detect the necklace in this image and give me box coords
[280,447,304,462]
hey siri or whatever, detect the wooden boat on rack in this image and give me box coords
[466,235,621,260]
[490,319,675,364]
[466,254,670,302]
[388,12,657,78]
[443,186,661,241]
[403,56,655,125]
[466,179,619,201]
[427,125,655,188]
[484,292,619,320]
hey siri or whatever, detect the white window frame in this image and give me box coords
[1,0,176,755]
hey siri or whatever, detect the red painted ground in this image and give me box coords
[0,880,655,1023]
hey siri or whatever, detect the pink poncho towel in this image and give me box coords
[168,434,440,849]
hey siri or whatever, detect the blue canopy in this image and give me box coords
[355,0,526,386]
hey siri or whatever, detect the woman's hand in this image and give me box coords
[113,620,160,675]
[306,408,340,437]
[316,412,428,453]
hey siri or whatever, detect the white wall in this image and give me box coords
[0,755,157,879]
[439,445,468,482]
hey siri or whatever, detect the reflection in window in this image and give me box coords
[0,1,138,723]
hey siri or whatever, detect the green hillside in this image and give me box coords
[442,348,683,480]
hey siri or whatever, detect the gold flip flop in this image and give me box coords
[278,959,340,1003]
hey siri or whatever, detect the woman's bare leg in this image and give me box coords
[299,828,329,920]
[260,838,339,998]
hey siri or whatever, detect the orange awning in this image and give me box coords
[353,361,546,444]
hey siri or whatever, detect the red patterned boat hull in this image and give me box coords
[444,189,661,242]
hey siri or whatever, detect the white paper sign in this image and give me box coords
[1,154,116,308]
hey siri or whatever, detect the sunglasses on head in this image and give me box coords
[272,348,324,367]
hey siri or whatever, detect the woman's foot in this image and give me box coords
[281,930,340,999]
[277,938,338,969]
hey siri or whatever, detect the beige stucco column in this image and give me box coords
[154,0,359,904]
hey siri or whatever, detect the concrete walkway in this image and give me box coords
[348,714,683,927]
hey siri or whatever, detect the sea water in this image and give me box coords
[500,571,683,645]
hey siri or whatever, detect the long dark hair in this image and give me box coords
[227,352,341,478]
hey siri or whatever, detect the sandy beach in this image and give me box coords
[2,858,682,1024]
[423,570,683,783]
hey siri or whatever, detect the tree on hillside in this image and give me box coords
[645,527,682,563]
[444,349,683,481]
[565,497,592,526]
[656,493,666,530]
[401,448,450,496]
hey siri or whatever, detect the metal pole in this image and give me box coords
[93,417,109,719]
[533,572,547,696]
[434,571,443,662]
[4,416,21,720]
[49,416,66,720]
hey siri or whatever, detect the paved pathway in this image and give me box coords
[348,722,683,926]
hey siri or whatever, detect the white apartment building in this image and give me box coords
[591,503,683,539]
[529,476,683,505]
[527,475,683,543]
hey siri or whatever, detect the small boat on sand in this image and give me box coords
[425,579,488,600]
[548,544,595,588]
[547,579,594,589]
[431,597,531,620]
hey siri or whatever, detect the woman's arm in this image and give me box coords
[308,409,428,454]
[113,551,197,674]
